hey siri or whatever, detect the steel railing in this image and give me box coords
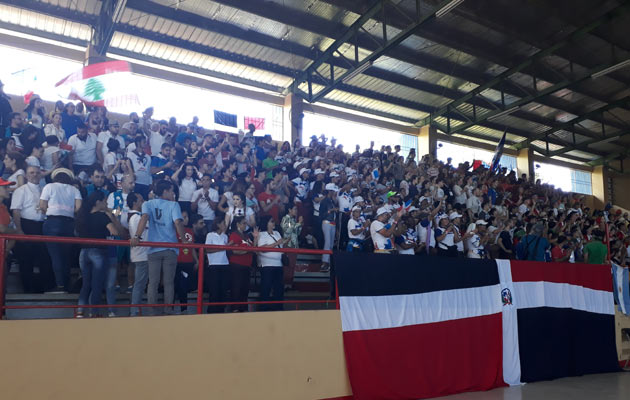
[0,234,335,318]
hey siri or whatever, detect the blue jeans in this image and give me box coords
[105,257,117,314]
[322,220,336,264]
[260,267,283,311]
[43,216,75,289]
[130,261,149,316]
[78,248,108,315]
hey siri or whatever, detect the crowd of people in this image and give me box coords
[0,81,626,318]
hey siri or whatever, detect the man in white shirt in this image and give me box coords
[107,174,135,229]
[68,123,97,175]
[347,206,368,252]
[127,191,149,317]
[191,173,219,226]
[149,121,168,156]
[11,166,53,292]
[370,207,403,253]
[96,120,124,164]
[466,188,482,217]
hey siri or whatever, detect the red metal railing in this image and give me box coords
[0,234,335,318]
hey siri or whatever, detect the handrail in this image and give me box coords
[0,234,335,318]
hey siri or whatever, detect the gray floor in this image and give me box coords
[434,372,630,400]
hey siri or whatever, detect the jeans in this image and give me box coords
[147,250,178,315]
[231,264,250,312]
[207,265,231,313]
[260,267,283,311]
[43,216,75,290]
[105,257,117,314]
[175,263,196,312]
[130,261,149,316]
[322,220,336,264]
[16,218,54,292]
[78,248,108,316]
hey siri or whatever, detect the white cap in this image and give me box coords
[408,206,419,212]
[314,168,325,175]
[351,206,362,213]
[299,168,311,175]
[376,207,390,217]
[353,196,364,203]
[329,172,339,178]
[475,219,488,225]
[449,212,462,220]
[438,213,449,220]
[466,223,477,234]
[325,183,339,192]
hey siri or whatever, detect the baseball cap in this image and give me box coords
[376,207,390,217]
[325,183,339,192]
[329,172,339,178]
[0,177,14,186]
[353,196,364,203]
[314,168,325,175]
[351,206,362,213]
[475,219,488,225]
[299,168,311,175]
[449,212,462,220]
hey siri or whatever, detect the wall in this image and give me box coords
[0,310,352,400]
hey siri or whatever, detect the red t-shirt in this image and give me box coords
[258,191,279,222]
[551,245,568,262]
[0,204,10,227]
[177,227,195,263]
[228,231,253,267]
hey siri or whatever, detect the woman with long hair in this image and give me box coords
[280,204,302,289]
[40,168,82,292]
[171,162,199,214]
[44,112,65,143]
[254,215,288,311]
[24,96,45,129]
[3,151,26,190]
[228,216,253,312]
[224,192,256,229]
[75,190,123,317]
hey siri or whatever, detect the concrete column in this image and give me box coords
[418,124,437,159]
[283,94,304,146]
[591,165,609,210]
[517,147,534,182]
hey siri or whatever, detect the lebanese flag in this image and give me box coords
[55,61,139,108]
[244,116,265,131]
[499,260,619,383]
[336,253,505,400]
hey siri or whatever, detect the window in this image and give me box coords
[436,141,516,171]
[534,163,592,195]
[302,113,417,157]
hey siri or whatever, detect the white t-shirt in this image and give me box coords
[150,131,165,156]
[128,211,148,262]
[7,169,24,189]
[129,152,152,185]
[206,231,229,265]
[466,234,483,258]
[178,177,198,202]
[225,206,254,227]
[257,230,283,267]
[44,124,65,143]
[97,131,125,160]
[337,191,354,213]
[467,196,481,215]
[42,146,60,171]
[370,220,393,251]
[40,182,82,218]
[104,151,118,172]
[417,222,436,248]
[518,203,530,215]
[347,217,366,240]
[68,133,98,166]
[191,187,219,220]
[396,228,417,255]
[11,182,44,221]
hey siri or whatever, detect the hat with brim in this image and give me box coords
[299,168,311,176]
[51,167,75,180]
[376,207,390,217]
[0,177,15,187]
[325,183,339,192]
[475,219,488,225]
[351,206,362,213]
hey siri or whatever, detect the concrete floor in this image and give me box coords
[435,372,630,400]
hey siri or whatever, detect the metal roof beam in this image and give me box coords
[416,2,630,128]
[0,0,97,25]
[516,96,630,149]
[91,0,126,56]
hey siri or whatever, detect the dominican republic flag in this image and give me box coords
[612,262,630,315]
[214,110,237,127]
[335,254,619,400]
[489,129,507,173]
[55,61,139,107]
[244,116,265,131]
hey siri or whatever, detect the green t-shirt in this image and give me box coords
[262,157,279,179]
[583,240,607,264]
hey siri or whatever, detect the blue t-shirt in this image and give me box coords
[141,198,183,255]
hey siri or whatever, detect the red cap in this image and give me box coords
[0,178,14,187]
[616,209,622,215]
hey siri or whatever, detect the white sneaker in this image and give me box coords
[108,312,116,318]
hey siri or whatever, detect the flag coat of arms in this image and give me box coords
[55,61,139,107]
[335,254,619,400]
